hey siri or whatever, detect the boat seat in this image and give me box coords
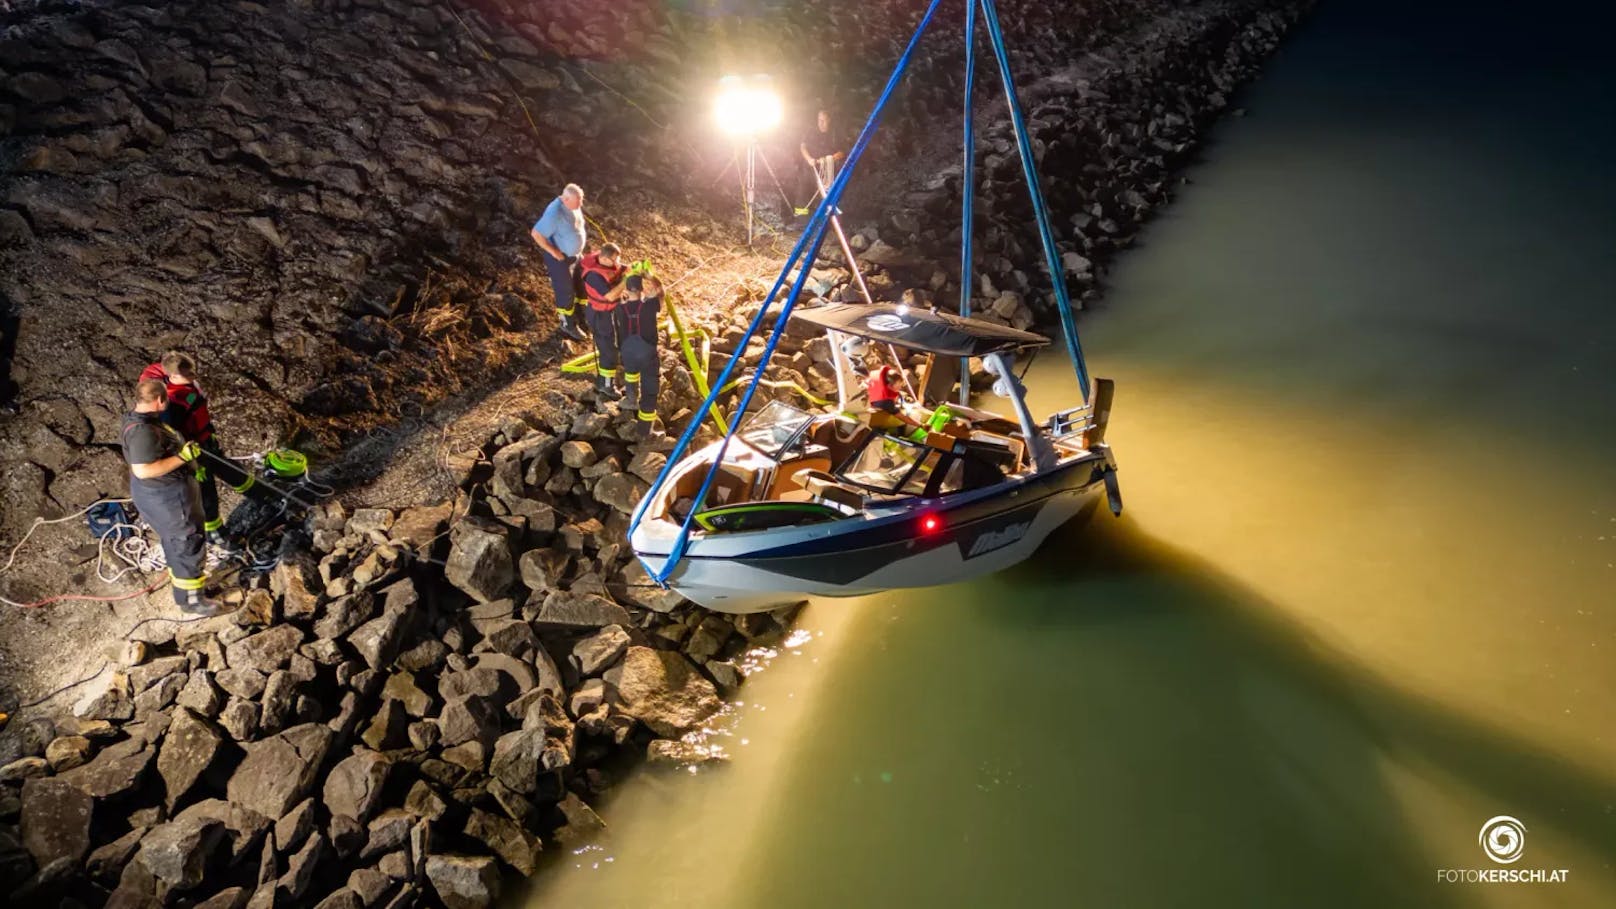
[769,456,831,499]
[809,419,872,469]
[669,462,759,509]
[794,468,866,513]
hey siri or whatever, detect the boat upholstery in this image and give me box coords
[794,468,866,513]
[669,461,759,508]
[808,419,872,470]
[770,456,831,498]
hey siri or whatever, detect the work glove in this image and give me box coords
[178,441,202,463]
[627,259,654,278]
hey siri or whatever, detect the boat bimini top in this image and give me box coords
[790,302,1050,358]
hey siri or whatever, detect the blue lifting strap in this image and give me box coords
[632,0,1094,586]
[630,0,948,584]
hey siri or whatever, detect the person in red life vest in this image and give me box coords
[615,274,664,437]
[120,379,222,616]
[578,242,632,399]
[866,363,925,434]
[138,351,270,547]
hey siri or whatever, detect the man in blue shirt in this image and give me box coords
[530,182,588,341]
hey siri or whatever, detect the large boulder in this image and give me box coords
[271,552,322,619]
[226,724,334,819]
[215,667,267,700]
[436,695,499,749]
[20,777,92,867]
[323,749,392,823]
[572,625,630,676]
[607,646,723,737]
[136,814,224,891]
[592,472,649,514]
[157,707,225,808]
[445,519,514,603]
[224,624,304,674]
[313,592,377,640]
[425,853,501,909]
[529,589,631,630]
[59,735,153,799]
[465,808,541,875]
[489,727,560,796]
[73,671,134,721]
[127,655,188,694]
[278,831,326,901]
[171,799,271,866]
[349,608,408,670]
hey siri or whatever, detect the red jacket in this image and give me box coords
[868,366,900,411]
[578,253,625,311]
[139,363,213,443]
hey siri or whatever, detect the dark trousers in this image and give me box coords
[587,307,620,378]
[130,475,206,604]
[621,335,659,421]
[541,248,578,316]
[197,438,267,532]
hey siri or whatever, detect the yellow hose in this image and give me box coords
[663,297,730,434]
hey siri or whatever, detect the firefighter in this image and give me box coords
[577,242,631,399]
[139,351,269,548]
[616,274,665,435]
[120,379,222,616]
[530,182,588,342]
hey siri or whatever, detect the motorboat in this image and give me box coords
[628,0,1124,613]
[628,303,1121,613]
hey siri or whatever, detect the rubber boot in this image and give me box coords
[621,387,639,412]
[176,587,226,617]
[596,376,622,401]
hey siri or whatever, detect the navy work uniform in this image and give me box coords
[578,251,626,393]
[120,410,209,607]
[140,362,267,539]
[615,280,664,424]
[532,194,586,332]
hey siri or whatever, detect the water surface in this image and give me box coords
[527,0,1616,904]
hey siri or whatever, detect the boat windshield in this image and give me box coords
[737,400,815,461]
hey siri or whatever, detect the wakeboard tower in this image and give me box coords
[628,0,1123,613]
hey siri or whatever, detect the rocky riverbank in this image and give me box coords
[0,0,1313,905]
[1,399,803,907]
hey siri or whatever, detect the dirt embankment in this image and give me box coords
[0,0,1312,905]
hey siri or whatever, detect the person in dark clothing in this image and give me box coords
[140,351,270,547]
[577,243,631,398]
[121,379,222,616]
[616,275,665,434]
[796,109,845,216]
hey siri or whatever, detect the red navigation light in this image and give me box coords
[920,514,943,535]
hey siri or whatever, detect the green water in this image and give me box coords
[527,0,1616,905]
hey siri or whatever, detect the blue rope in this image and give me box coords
[631,0,947,583]
[959,0,978,406]
[980,0,1091,402]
